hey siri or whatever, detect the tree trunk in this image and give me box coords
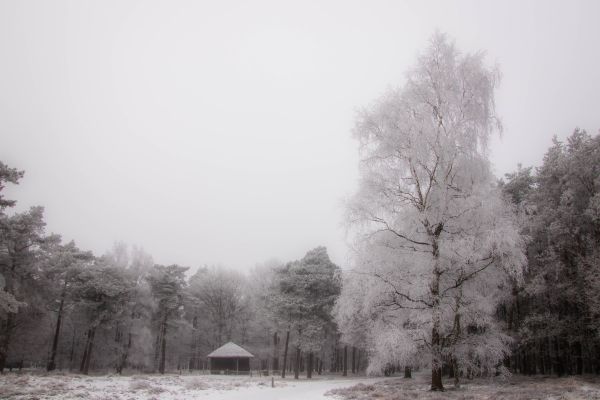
[307,352,313,378]
[555,337,564,377]
[189,323,196,370]
[343,345,348,376]
[351,347,356,373]
[281,330,290,378]
[79,329,90,373]
[430,235,444,391]
[0,312,15,374]
[82,327,95,375]
[117,332,132,374]
[47,286,66,371]
[294,347,300,379]
[272,331,280,372]
[452,358,460,387]
[575,341,583,375]
[69,329,76,371]
[430,300,444,389]
[159,320,167,374]
[153,329,161,372]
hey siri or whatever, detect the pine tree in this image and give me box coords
[147,264,187,374]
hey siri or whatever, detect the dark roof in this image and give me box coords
[207,342,254,358]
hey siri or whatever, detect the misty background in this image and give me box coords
[1,0,599,271]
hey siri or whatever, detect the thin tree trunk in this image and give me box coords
[0,312,15,374]
[69,329,76,371]
[343,345,348,376]
[79,329,90,373]
[82,327,96,375]
[189,336,196,370]
[117,332,132,374]
[153,329,161,372]
[189,317,197,370]
[575,341,583,375]
[351,347,356,373]
[272,331,279,372]
[47,284,67,371]
[555,337,564,377]
[294,347,300,379]
[452,359,460,387]
[159,319,167,374]
[281,330,290,378]
[331,347,336,372]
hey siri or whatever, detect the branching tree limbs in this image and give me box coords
[336,33,525,391]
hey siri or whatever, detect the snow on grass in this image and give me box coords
[1,372,363,400]
[5,371,600,400]
[0,373,283,400]
[326,372,600,400]
[0,372,389,400]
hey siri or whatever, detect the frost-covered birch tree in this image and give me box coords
[338,33,526,391]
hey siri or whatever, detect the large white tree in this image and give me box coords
[337,33,526,391]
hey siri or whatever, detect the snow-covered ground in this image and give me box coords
[327,372,600,400]
[0,372,385,400]
[3,371,600,399]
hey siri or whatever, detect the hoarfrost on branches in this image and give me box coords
[335,32,527,391]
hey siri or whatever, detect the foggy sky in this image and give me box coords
[1,0,599,272]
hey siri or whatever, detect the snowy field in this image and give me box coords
[2,372,600,400]
[327,372,600,400]
[0,372,384,400]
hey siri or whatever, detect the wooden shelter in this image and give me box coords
[207,342,254,374]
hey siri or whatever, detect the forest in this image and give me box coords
[1,33,599,398]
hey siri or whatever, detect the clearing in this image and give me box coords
[0,372,383,400]
[2,371,600,399]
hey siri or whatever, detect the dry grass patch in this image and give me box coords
[327,375,600,400]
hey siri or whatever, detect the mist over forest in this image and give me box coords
[1,1,600,399]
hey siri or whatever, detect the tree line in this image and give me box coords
[0,169,351,377]
[500,129,600,376]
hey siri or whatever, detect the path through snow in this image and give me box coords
[204,377,387,400]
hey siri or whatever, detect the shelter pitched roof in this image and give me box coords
[207,342,254,358]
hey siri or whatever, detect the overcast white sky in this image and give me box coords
[1,0,599,272]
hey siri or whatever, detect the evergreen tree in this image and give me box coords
[147,264,187,374]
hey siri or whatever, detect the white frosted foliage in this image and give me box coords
[335,33,526,387]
